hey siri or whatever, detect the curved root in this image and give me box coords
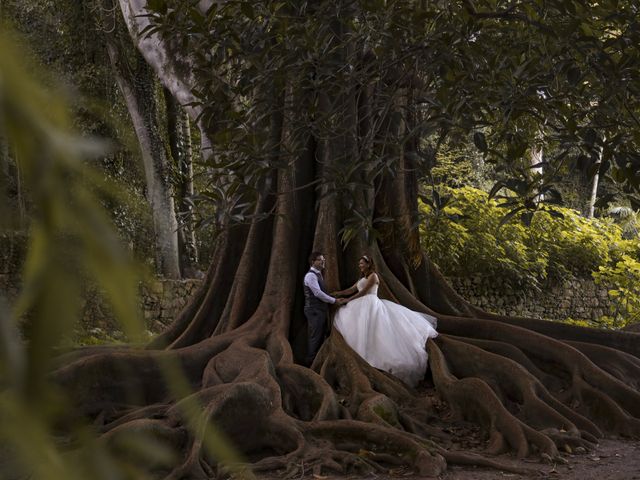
[54,309,640,478]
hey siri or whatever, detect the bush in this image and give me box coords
[593,255,640,328]
[420,186,634,291]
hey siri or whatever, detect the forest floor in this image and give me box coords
[438,437,640,479]
[257,437,640,480]
[426,385,640,480]
[259,384,640,480]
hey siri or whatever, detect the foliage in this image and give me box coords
[66,326,153,346]
[593,254,640,328]
[562,317,610,329]
[5,0,217,271]
[420,186,634,290]
[5,1,154,243]
[456,0,640,214]
[607,206,640,239]
[0,27,152,480]
[137,0,640,234]
[424,138,495,191]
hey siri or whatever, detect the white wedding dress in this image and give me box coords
[333,276,438,387]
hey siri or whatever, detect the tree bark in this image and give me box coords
[99,0,181,278]
[165,89,198,275]
[531,142,544,203]
[587,142,604,219]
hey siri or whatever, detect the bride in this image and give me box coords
[332,255,438,387]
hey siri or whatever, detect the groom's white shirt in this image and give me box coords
[304,267,336,304]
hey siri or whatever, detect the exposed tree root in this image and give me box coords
[429,339,557,459]
[51,265,640,480]
[566,340,640,390]
[439,450,538,476]
[49,276,640,480]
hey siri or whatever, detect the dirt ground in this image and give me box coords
[256,438,640,480]
[439,438,640,480]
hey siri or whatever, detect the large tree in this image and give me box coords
[54,0,640,477]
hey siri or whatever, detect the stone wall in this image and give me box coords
[449,276,611,320]
[0,232,203,336]
[1,231,612,331]
[81,279,203,335]
[139,279,202,332]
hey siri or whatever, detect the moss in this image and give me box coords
[372,404,399,426]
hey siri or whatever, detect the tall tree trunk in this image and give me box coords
[587,141,604,219]
[98,0,181,278]
[165,89,198,275]
[531,143,544,202]
[587,166,600,218]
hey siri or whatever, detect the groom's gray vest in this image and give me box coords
[304,270,328,312]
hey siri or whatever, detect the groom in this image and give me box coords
[303,251,344,366]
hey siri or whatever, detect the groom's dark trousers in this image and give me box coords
[304,307,327,366]
[303,271,329,365]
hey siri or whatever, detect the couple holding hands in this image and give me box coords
[303,252,438,387]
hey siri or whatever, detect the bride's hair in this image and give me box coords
[360,255,376,277]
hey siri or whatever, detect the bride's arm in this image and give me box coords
[345,274,378,302]
[331,282,358,297]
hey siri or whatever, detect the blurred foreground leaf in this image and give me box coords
[0,24,147,480]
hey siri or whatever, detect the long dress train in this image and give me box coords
[333,276,438,387]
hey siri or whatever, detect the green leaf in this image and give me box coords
[499,206,525,227]
[547,209,565,220]
[488,181,506,200]
[520,211,534,227]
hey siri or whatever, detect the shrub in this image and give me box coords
[593,255,640,328]
[420,186,634,291]
[420,186,543,288]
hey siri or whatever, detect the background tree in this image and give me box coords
[26,0,640,478]
[96,0,181,278]
[4,0,207,277]
[164,88,199,275]
[4,0,154,261]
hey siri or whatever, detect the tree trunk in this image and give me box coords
[587,142,604,219]
[99,1,181,278]
[531,143,544,203]
[52,2,640,478]
[165,89,198,275]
